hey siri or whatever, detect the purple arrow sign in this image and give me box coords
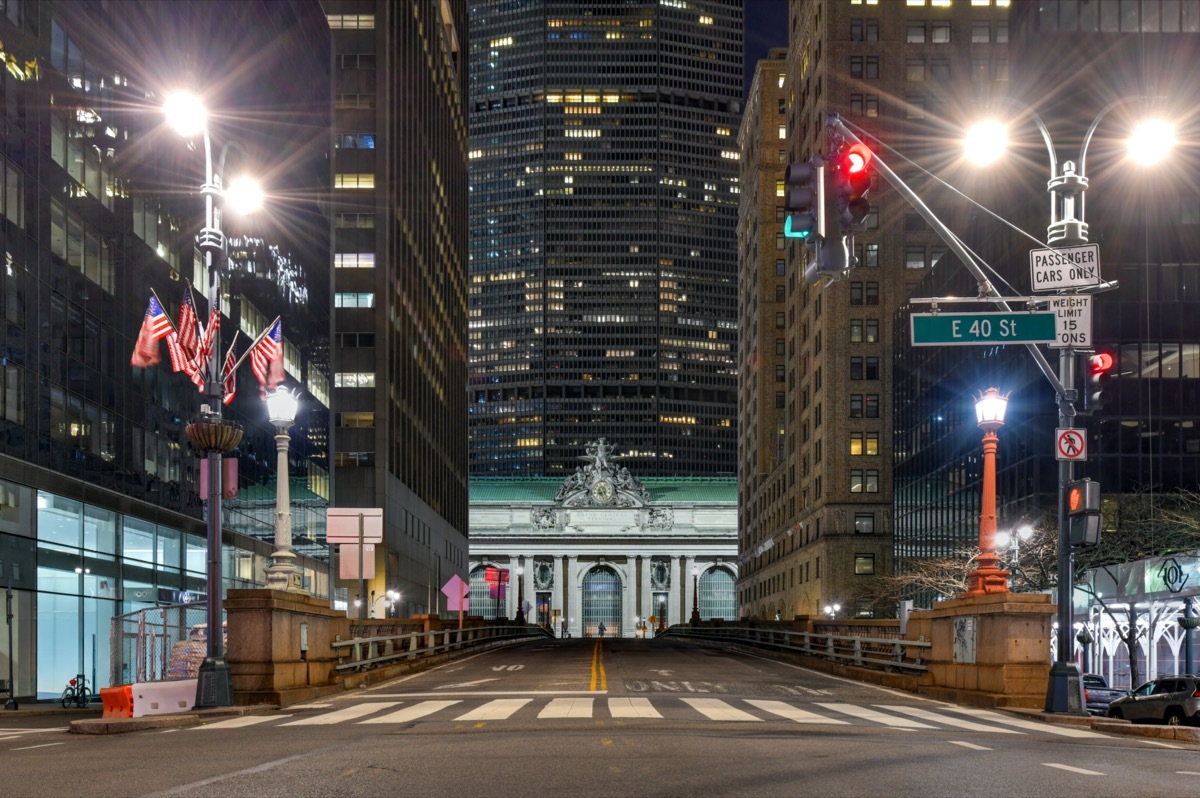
[441,574,469,612]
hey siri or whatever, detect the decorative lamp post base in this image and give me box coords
[265,552,304,592]
[962,564,1011,597]
[194,656,233,710]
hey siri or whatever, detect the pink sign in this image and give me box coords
[441,574,470,611]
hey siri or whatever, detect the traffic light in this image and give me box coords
[1083,350,1116,412]
[1066,478,1102,547]
[833,142,874,230]
[783,157,823,243]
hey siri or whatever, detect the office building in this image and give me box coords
[0,0,332,699]
[467,0,744,478]
[325,0,471,615]
[737,0,1011,619]
[893,0,1200,627]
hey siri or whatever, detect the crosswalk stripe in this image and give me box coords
[539,698,593,719]
[360,700,462,724]
[746,699,849,725]
[949,741,992,751]
[948,708,1107,738]
[681,698,762,722]
[281,702,401,726]
[816,703,934,729]
[877,705,1023,734]
[1044,763,1105,775]
[454,698,532,721]
[608,697,662,719]
[193,715,288,730]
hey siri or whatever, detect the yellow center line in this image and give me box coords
[589,639,599,691]
[598,640,607,691]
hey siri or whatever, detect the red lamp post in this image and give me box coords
[963,387,1012,597]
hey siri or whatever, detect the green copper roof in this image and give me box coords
[470,477,737,504]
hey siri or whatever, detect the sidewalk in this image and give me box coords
[2,702,104,718]
[69,704,274,735]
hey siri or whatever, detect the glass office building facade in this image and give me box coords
[468,0,744,478]
[0,0,333,699]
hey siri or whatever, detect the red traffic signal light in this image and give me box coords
[843,143,873,175]
[1089,351,1114,375]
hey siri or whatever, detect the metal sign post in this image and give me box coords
[4,579,15,711]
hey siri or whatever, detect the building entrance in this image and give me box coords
[581,566,621,637]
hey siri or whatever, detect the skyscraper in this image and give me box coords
[738,0,1011,620]
[326,0,470,612]
[468,0,744,478]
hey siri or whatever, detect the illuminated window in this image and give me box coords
[335,173,375,189]
[334,372,376,388]
[327,14,374,29]
[334,253,375,268]
[334,293,375,308]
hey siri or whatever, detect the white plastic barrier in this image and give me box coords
[132,679,197,717]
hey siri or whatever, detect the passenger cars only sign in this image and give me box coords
[1029,244,1100,291]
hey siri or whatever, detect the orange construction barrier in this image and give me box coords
[101,684,133,718]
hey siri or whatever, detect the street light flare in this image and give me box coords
[963,120,1008,167]
[1126,119,1175,165]
[225,176,264,216]
[163,92,207,137]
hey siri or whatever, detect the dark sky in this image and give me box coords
[744,0,790,99]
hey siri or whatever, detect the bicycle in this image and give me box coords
[60,676,91,709]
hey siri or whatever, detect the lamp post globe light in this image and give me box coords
[264,387,301,592]
[963,388,1011,597]
[823,604,840,620]
[165,91,262,709]
[962,103,1175,714]
[515,566,525,625]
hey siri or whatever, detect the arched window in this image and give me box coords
[699,567,736,621]
[469,565,504,618]
[581,566,622,637]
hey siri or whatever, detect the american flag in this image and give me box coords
[196,308,220,370]
[222,343,237,405]
[177,285,201,358]
[248,318,284,393]
[130,296,172,367]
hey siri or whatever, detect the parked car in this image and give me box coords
[1107,675,1200,726]
[1082,673,1125,717]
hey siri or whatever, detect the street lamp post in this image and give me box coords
[165,92,261,709]
[964,388,1011,596]
[823,603,841,620]
[515,566,525,625]
[264,388,301,592]
[963,104,1176,714]
[690,565,701,625]
[994,524,1034,590]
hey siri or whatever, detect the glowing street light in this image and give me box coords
[961,119,1008,167]
[264,388,301,592]
[963,387,1011,597]
[1126,119,1176,165]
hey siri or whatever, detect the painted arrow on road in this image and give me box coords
[435,679,499,690]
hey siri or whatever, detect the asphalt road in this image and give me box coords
[2,638,1198,798]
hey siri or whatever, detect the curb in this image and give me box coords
[69,704,276,735]
[1000,706,1200,742]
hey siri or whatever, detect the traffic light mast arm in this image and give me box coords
[824,114,1066,399]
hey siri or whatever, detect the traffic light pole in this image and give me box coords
[826,114,1092,713]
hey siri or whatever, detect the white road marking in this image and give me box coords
[681,698,762,721]
[816,703,934,729]
[370,690,602,697]
[288,703,332,710]
[437,679,499,689]
[1044,763,1104,776]
[746,699,848,724]
[454,698,531,721]
[1175,771,1200,775]
[281,702,400,726]
[948,741,992,751]
[948,708,1107,738]
[538,698,593,719]
[192,715,289,730]
[608,697,662,719]
[878,705,1022,734]
[11,742,64,750]
[360,700,461,724]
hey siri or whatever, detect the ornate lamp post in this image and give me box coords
[690,565,701,625]
[657,597,666,634]
[264,388,301,592]
[166,92,260,709]
[994,524,1034,590]
[515,566,525,625]
[963,387,1011,597]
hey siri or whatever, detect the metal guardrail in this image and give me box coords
[332,624,552,673]
[660,625,931,673]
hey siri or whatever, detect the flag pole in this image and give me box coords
[149,288,180,335]
[229,316,280,375]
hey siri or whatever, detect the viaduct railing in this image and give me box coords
[659,624,931,673]
[333,623,552,673]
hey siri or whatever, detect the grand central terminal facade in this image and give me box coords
[468,440,738,638]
